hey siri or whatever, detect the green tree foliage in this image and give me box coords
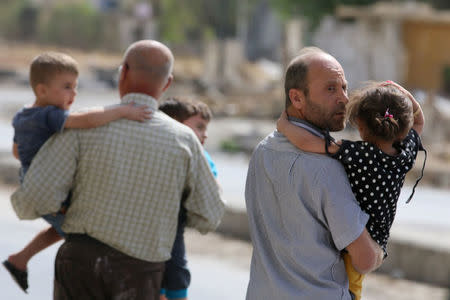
[269,0,377,28]
[156,0,248,42]
[0,0,37,40]
[38,2,102,49]
[426,0,450,9]
[269,0,450,28]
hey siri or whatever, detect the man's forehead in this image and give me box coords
[307,56,346,82]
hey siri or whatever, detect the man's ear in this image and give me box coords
[119,64,128,83]
[161,74,173,93]
[288,88,305,110]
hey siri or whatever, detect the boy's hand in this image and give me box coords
[122,102,152,122]
[13,143,20,160]
[276,111,289,133]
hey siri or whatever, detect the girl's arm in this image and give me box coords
[276,111,339,154]
[12,143,19,160]
[385,81,424,135]
[64,102,151,129]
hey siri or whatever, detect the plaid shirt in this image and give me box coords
[11,93,225,262]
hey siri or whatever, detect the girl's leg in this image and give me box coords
[343,252,365,300]
[8,226,62,270]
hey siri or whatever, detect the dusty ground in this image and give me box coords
[185,229,449,300]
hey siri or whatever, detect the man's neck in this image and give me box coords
[287,116,329,140]
[285,108,334,142]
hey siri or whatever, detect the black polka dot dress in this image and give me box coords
[332,129,421,254]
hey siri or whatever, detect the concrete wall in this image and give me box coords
[313,16,405,89]
[216,209,450,288]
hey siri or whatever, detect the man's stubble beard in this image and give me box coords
[303,95,346,132]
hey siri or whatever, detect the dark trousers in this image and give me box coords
[54,234,165,300]
[162,209,191,292]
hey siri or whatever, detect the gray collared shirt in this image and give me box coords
[245,131,369,300]
[11,93,225,262]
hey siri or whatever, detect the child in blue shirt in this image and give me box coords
[4,52,151,293]
[159,96,218,300]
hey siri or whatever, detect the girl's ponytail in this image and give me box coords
[348,83,413,142]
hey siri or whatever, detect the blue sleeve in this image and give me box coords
[44,106,69,134]
[203,150,218,178]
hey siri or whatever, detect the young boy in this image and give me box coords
[158,97,217,300]
[3,52,151,293]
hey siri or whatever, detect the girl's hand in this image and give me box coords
[382,80,424,134]
[381,81,415,103]
[276,111,289,133]
[122,102,152,122]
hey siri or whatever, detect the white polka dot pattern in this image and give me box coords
[333,129,420,253]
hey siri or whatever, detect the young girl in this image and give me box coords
[277,81,426,300]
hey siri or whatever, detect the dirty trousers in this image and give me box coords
[54,234,165,300]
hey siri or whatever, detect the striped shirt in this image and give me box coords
[11,93,225,262]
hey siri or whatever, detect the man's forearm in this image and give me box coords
[11,131,78,220]
[11,184,66,220]
[11,189,41,220]
[346,229,384,274]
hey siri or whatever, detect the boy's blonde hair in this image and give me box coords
[29,52,79,92]
[159,97,212,122]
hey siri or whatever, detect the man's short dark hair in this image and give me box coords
[284,47,326,109]
[159,97,212,122]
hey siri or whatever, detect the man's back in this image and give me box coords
[12,94,224,262]
[245,132,368,300]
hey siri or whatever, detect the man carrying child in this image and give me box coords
[11,40,225,300]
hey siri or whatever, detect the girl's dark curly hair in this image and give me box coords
[347,82,413,142]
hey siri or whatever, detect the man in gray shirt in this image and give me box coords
[245,47,383,299]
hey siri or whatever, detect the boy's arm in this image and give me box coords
[277,111,339,154]
[65,102,151,129]
[384,81,424,135]
[12,143,19,160]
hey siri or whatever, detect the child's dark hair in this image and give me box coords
[347,82,413,142]
[159,97,212,123]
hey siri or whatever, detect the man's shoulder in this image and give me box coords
[154,111,196,139]
[251,131,345,178]
[257,131,340,164]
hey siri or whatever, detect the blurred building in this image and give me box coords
[312,2,450,145]
[314,2,450,94]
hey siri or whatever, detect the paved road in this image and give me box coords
[0,85,448,299]
[1,186,448,300]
